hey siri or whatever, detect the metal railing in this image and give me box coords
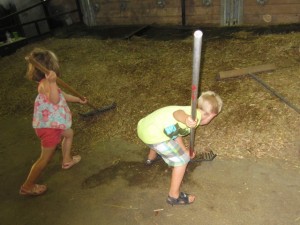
[0,0,82,41]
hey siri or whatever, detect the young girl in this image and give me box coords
[19,48,87,196]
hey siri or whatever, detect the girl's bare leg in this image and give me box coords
[22,146,56,189]
[61,128,74,164]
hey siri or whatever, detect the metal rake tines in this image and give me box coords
[191,150,217,162]
[202,150,217,161]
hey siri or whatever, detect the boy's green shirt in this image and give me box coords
[137,106,201,144]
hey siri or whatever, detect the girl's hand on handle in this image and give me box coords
[185,116,197,128]
[79,97,88,104]
[45,70,57,83]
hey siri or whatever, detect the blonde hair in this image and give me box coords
[26,48,60,82]
[198,91,223,114]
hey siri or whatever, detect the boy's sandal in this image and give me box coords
[166,192,194,206]
[62,155,81,169]
[145,154,162,166]
[19,184,47,196]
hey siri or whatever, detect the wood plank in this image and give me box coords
[187,6,221,15]
[98,7,181,17]
[243,5,300,14]
[244,0,300,5]
[243,14,300,24]
[187,15,220,24]
[217,64,276,80]
[96,15,181,25]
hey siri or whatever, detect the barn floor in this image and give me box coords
[1,117,299,225]
[0,24,299,225]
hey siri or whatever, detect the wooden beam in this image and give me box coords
[217,64,276,80]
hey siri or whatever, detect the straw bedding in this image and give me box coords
[0,26,299,167]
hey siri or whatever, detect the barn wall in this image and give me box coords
[243,0,300,25]
[47,0,81,25]
[86,0,300,26]
[90,0,182,26]
[89,0,221,26]
[2,0,299,27]
[185,0,221,26]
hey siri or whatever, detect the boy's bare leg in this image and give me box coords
[169,164,195,203]
[22,146,56,189]
[148,148,157,160]
[61,128,74,164]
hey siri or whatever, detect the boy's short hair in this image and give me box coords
[198,91,223,114]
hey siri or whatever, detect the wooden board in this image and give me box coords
[217,64,276,80]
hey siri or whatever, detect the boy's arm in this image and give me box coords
[173,110,197,128]
[175,136,188,154]
[174,136,196,158]
[173,110,197,159]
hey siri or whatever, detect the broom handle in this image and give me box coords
[25,56,97,110]
[189,30,203,157]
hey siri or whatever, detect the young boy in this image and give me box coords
[137,91,222,205]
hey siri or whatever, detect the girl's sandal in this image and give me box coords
[19,184,47,196]
[62,155,81,169]
[166,192,194,206]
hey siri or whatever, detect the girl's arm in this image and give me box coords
[62,92,87,104]
[173,110,197,128]
[40,71,60,104]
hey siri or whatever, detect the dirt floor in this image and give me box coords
[0,24,299,225]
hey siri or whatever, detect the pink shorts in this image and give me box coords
[35,128,64,148]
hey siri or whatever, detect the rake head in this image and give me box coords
[190,150,217,162]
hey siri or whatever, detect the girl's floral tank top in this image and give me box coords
[32,87,72,130]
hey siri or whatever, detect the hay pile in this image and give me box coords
[0,27,299,167]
